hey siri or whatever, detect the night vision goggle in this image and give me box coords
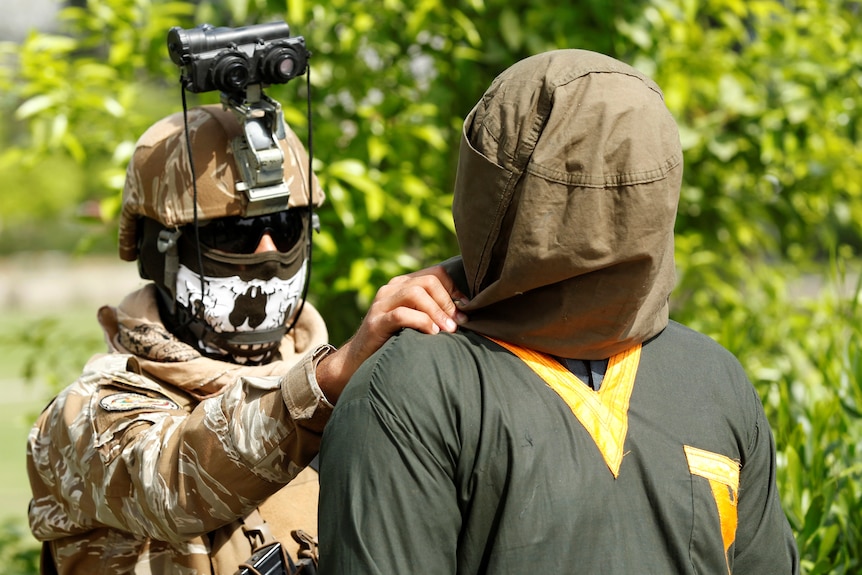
[167,21,311,215]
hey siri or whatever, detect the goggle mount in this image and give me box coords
[222,85,292,217]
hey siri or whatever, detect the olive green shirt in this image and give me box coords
[319,322,798,574]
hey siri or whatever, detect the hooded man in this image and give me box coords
[317,49,799,574]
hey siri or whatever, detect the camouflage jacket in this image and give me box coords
[27,285,332,574]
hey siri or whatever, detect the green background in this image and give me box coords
[0,0,860,573]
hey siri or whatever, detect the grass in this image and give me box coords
[0,396,43,532]
[0,305,106,531]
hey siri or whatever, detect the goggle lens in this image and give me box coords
[195,210,305,253]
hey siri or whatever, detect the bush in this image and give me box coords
[0,519,39,575]
[1,0,860,572]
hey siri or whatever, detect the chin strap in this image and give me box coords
[156,228,183,314]
[190,319,287,358]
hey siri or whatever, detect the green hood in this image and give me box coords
[451,49,682,359]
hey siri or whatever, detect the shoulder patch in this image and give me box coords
[100,392,179,412]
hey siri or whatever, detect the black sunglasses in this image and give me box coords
[193,209,305,254]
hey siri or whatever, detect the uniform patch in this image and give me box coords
[100,392,179,412]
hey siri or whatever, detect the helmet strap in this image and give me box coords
[190,320,286,359]
[156,228,183,314]
[284,65,316,336]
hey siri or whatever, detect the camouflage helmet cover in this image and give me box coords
[118,104,324,261]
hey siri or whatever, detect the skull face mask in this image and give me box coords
[174,224,309,364]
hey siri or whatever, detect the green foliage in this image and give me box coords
[2,315,104,392]
[0,520,39,575]
[0,0,192,241]
[1,0,861,572]
[616,0,862,262]
[768,268,862,574]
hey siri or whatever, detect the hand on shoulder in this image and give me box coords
[316,264,469,403]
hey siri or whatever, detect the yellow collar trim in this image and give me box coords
[489,338,642,478]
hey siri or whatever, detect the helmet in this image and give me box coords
[118,104,324,262]
[118,104,324,364]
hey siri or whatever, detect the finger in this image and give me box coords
[376,306,446,337]
[404,271,469,314]
[404,265,470,306]
[381,280,466,332]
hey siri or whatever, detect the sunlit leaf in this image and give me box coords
[15,94,57,119]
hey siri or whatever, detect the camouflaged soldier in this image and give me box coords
[26,104,466,574]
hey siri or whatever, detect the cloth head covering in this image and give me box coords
[452,49,682,359]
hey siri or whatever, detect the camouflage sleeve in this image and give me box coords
[27,345,335,545]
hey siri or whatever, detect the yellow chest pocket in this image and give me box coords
[684,444,741,574]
